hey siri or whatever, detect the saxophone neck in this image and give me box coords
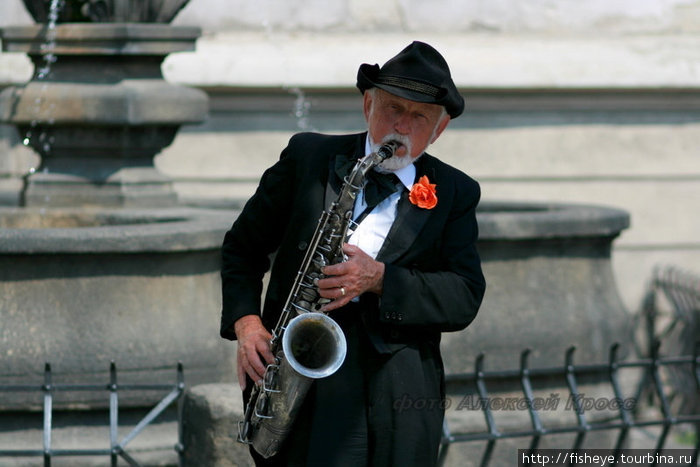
[353,140,400,183]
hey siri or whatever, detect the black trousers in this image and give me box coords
[292,313,369,466]
[248,307,444,467]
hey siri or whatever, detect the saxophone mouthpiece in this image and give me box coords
[377,140,400,161]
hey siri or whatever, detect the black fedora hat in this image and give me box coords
[356,41,464,118]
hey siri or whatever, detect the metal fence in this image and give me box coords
[0,362,185,467]
[440,265,700,467]
[438,342,700,466]
[638,265,700,417]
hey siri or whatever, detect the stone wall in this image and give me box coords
[1,0,699,313]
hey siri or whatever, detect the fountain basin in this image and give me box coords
[438,201,633,465]
[0,199,631,408]
[0,206,234,409]
[442,200,632,373]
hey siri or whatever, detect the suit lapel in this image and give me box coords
[376,163,436,263]
[376,190,431,263]
[324,134,366,209]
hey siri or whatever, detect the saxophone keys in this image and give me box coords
[254,393,273,419]
[238,420,253,444]
[263,364,281,393]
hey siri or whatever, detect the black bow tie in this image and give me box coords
[364,170,402,208]
[334,154,402,209]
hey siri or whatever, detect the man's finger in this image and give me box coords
[321,295,351,312]
[342,242,358,254]
[237,357,247,391]
[247,348,268,376]
[257,339,276,365]
[244,358,265,383]
[322,261,349,277]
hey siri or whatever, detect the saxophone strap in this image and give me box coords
[336,153,402,226]
[350,173,403,233]
[334,154,398,201]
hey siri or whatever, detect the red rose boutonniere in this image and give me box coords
[409,175,438,209]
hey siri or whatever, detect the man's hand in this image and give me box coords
[317,243,385,312]
[234,315,275,391]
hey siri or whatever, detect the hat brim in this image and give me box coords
[356,63,463,118]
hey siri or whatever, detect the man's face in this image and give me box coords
[363,88,450,161]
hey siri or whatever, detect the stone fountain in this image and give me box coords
[2,0,202,208]
[0,0,234,410]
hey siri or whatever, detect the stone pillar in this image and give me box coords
[182,383,254,467]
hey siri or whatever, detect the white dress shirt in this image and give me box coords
[347,139,415,260]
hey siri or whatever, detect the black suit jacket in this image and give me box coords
[221,131,484,348]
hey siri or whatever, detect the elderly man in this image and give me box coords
[221,41,486,467]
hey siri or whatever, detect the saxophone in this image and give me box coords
[237,140,399,458]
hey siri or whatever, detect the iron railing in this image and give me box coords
[0,362,185,467]
[440,265,700,466]
[439,342,700,466]
[638,265,700,416]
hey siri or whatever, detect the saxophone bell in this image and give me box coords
[245,313,347,458]
[283,312,347,379]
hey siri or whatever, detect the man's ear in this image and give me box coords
[430,115,451,144]
[362,90,373,122]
